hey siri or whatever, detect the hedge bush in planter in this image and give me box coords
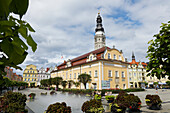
[28,93,36,99]
[46,102,71,113]
[145,95,162,110]
[0,91,28,113]
[81,99,104,113]
[105,95,115,103]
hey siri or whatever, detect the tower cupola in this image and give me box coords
[94,12,106,50]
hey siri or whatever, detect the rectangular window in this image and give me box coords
[32,79,34,81]
[66,72,68,79]
[89,71,91,76]
[28,79,30,81]
[134,73,136,76]
[129,73,131,76]
[33,71,34,73]
[28,71,29,73]
[114,54,116,59]
[34,79,36,81]
[108,53,111,59]
[28,74,30,77]
[25,79,26,81]
[108,70,112,77]
[74,73,76,79]
[35,75,36,77]
[25,74,27,77]
[84,72,86,74]
[94,70,98,77]
[70,74,71,79]
[115,71,119,77]
[90,56,92,61]
[122,72,125,78]
[119,55,121,60]
[32,75,34,77]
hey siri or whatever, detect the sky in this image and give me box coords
[14,0,170,75]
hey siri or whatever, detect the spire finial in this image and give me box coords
[132,51,135,60]
[98,10,100,15]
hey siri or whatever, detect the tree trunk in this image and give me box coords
[84,83,86,89]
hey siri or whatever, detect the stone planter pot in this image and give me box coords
[149,104,161,110]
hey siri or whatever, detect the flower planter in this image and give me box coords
[145,95,162,110]
[149,104,161,110]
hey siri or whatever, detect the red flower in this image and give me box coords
[129,106,132,109]
[138,102,141,104]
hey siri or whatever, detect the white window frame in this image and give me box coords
[114,54,116,60]
[108,53,111,59]
[74,73,76,79]
[119,55,121,60]
[108,70,112,77]
[115,71,119,77]
[94,70,98,77]
[122,71,125,78]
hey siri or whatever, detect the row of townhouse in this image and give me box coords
[4,67,23,81]
[22,65,53,86]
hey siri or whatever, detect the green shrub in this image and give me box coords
[81,99,104,113]
[105,95,115,101]
[0,91,27,113]
[46,102,71,113]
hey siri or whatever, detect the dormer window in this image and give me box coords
[108,53,111,59]
[90,56,93,61]
[119,55,121,60]
[114,54,116,59]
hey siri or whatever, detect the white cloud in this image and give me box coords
[13,0,170,75]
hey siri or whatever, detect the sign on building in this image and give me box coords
[102,80,110,89]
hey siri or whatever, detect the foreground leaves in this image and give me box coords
[146,21,170,79]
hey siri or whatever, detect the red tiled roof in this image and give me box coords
[130,59,147,68]
[57,47,110,69]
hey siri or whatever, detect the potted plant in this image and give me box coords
[105,95,115,103]
[50,90,57,95]
[81,99,104,113]
[41,92,47,95]
[46,102,71,113]
[111,91,128,113]
[126,94,141,112]
[28,93,36,99]
[145,94,162,110]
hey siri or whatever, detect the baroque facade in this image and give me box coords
[51,13,129,90]
[37,67,53,85]
[128,52,147,88]
[23,64,38,86]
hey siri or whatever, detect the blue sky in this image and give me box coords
[13,0,170,75]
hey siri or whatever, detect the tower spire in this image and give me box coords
[95,13,104,33]
[132,51,135,60]
[94,12,106,50]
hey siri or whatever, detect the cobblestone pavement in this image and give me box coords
[18,88,170,113]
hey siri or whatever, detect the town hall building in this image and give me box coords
[51,13,129,89]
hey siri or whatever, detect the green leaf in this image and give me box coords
[18,25,28,39]
[26,23,35,32]
[0,20,15,26]
[9,0,29,19]
[12,41,25,55]
[27,35,37,52]
[13,36,28,50]
[0,0,12,19]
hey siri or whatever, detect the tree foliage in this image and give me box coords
[78,73,91,89]
[61,80,67,89]
[52,77,63,89]
[0,0,37,76]
[146,21,170,79]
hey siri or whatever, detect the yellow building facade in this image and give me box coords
[23,64,38,86]
[51,47,129,90]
